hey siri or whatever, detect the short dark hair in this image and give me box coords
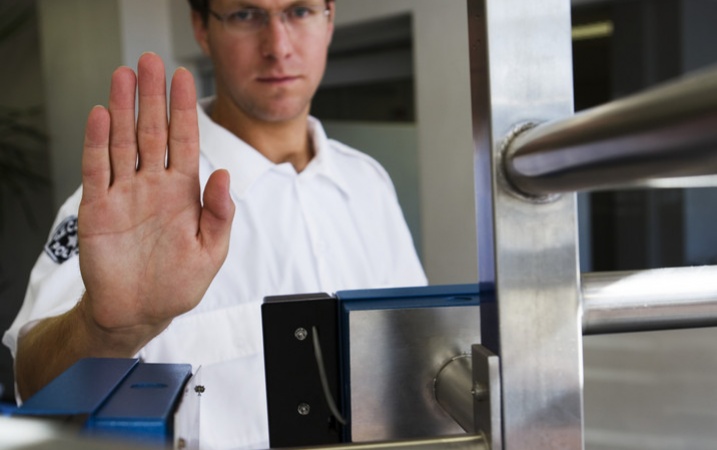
[189,0,335,26]
[187,0,210,25]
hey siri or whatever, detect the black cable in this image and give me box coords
[311,326,347,426]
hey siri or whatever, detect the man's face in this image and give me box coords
[193,0,335,124]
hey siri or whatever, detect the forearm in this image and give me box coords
[14,293,160,401]
[14,53,232,402]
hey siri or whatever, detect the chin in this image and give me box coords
[252,105,309,124]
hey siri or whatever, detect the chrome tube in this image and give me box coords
[505,65,717,196]
[582,266,717,334]
[434,355,475,434]
[279,435,487,450]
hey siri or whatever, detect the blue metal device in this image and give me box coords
[262,283,488,448]
[335,284,484,440]
[13,358,192,446]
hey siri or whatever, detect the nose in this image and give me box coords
[260,15,293,60]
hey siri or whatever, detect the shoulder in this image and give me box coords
[56,186,83,214]
[326,138,394,188]
[310,118,388,180]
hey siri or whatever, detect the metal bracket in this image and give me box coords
[174,367,203,450]
[472,344,501,450]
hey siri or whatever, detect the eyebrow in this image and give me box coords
[221,1,259,9]
[222,0,322,9]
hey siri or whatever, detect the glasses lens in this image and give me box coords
[285,5,329,32]
[219,5,328,33]
[223,8,267,31]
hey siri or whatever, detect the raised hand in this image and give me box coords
[78,53,235,348]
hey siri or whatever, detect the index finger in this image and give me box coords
[167,67,199,177]
[81,106,111,204]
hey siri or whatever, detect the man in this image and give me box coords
[3,0,426,448]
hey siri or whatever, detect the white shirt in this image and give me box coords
[3,99,427,450]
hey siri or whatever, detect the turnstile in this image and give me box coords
[261,1,717,449]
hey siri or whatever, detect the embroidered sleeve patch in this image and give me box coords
[44,215,79,264]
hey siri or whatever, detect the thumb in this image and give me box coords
[199,169,235,259]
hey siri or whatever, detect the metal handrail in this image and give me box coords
[504,65,717,196]
[582,266,717,334]
[278,435,488,450]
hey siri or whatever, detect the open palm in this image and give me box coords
[78,53,234,338]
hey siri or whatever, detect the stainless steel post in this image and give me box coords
[582,266,717,334]
[468,1,584,449]
[504,66,717,196]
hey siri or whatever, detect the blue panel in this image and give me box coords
[336,283,485,301]
[87,363,192,444]
[336,283,487,311]
[17,358,138,415]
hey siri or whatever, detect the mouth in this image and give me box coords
[256,75,301,85]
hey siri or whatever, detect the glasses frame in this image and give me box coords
[208,4,331,34]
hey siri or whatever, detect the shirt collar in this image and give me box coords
[197,97,272,199]
[197,98,350,199]
[304,116,351,196]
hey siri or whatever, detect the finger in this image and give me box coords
[136,52,168,172]
[168,67,199,177]
[108,66,138,183]
[199,169,235,261]
[81,106,111,204]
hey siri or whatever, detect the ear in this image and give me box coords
[325,1,336,47]
[191,10,212,56]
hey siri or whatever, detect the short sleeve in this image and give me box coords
[2,187,86,359]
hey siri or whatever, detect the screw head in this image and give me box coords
[472,382,488,401]
[297,402,311,416]
[294,328,308,341]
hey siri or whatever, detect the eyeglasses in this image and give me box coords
[209,4,331,34]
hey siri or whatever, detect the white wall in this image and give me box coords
[118,0,180,77]
[38,0,183,209]
[38,0,122,207]
[330,0,478,285]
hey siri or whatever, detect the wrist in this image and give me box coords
[74,293,168,357]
